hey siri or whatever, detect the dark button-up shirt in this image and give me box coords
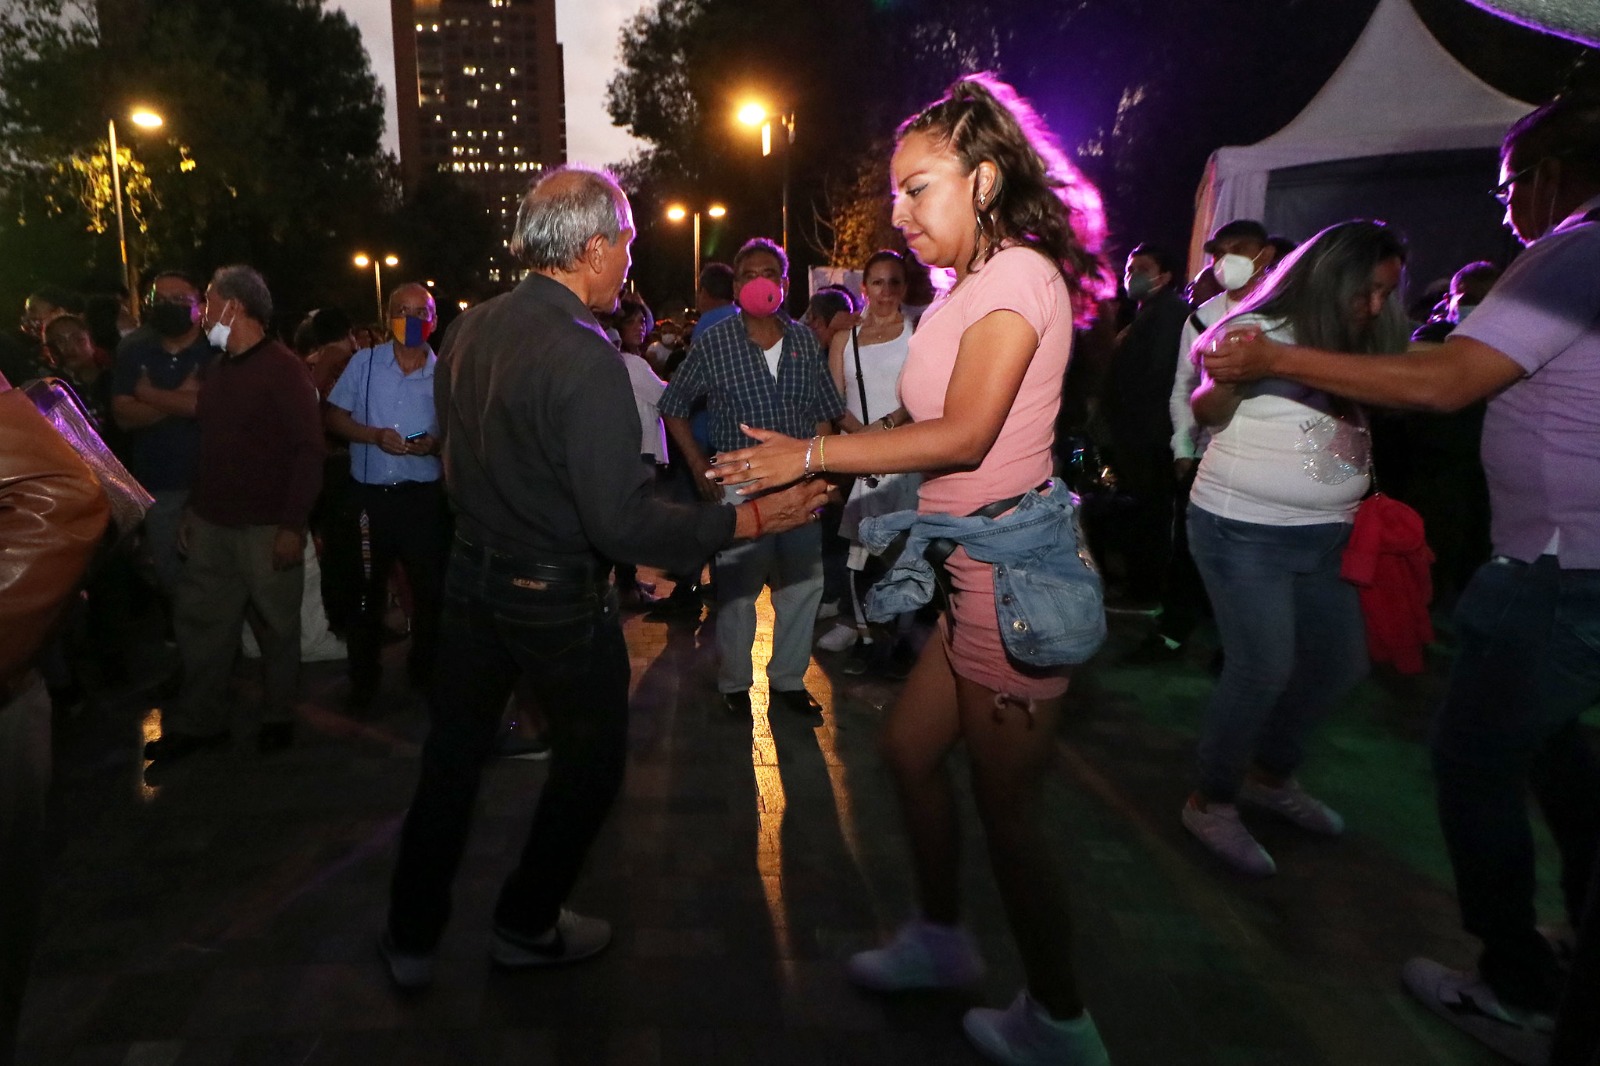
[659,312,845,454]
[435,272,735,573]
[1105,285,1191,454]
[189,338,324,528]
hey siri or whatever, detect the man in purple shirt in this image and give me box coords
[1206,95,1600,1063]
[141,265,325,765]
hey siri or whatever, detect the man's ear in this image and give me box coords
[583,233,608,273]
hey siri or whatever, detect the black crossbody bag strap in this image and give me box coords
[850,327,870,423]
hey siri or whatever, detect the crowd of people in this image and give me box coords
[1,73,1597,1066]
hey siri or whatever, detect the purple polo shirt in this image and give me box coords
[1455,194,1600,568]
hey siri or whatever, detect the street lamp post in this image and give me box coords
[737,102,795,259]
[353,253,399,324]
[107,108,164,306]
[665,203,726,297]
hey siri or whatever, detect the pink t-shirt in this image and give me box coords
[899,245,1073,516]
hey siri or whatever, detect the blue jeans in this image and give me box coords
[387,540,630,952]
[1188,506,1368,802]
[1432,555,1600,1010]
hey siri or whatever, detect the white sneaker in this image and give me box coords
[1182,798,1276,876]
[847,919,985,991]
[1238,776,1345,835]
[1401,958,1553,1066]
[963,993,1111,1066]
[490,908,611,968]
[815,622,859,653]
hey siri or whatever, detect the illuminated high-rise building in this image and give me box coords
[392,0,566,278]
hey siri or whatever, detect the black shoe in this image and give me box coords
[645,591,701,622]
[839,639,876,676]
[771,688,823,716]
[257,722,294,754]
[143,729,229,764]
[720,690,752,716]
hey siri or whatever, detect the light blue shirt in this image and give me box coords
[326,342,442,485]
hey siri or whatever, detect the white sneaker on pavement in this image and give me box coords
[963,993,1112,1066]
[816,622,859,653]
[1238,776,1345,835]
[847,918,985,991]
[1401,957,1553,1066]
[490,909,611,968]
[1182,797,1276,876]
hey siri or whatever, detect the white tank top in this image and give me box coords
[842,318,912,424]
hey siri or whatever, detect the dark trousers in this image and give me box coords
[346,480,450,689]
[1551,843,1600,1064]
[1157,464,1209,644]
[1110,440,1175,601]
[387,541,630,952]
[1432,556,1600,1010]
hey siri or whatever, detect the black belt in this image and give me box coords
[452,536,601,585]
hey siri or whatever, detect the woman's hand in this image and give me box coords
[706,424,812,495]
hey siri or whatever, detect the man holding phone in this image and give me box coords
[324,282,449,710]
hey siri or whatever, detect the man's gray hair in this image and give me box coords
[509,166,631,271]
[211,265,273,325]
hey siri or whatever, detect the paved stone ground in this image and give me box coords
[19,573,1584,1065]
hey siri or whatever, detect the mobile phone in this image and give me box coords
[404,430,427,442]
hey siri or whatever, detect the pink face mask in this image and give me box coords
[737,276,783,317]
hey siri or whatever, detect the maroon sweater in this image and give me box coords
[189,338,323,528]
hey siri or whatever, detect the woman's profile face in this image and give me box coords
[891,130,981,271]
[862,260,907,314]
[619,313,647,350]
[1348,256,1403,333]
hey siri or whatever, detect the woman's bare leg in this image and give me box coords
[957,678,1083,1019]
[879,633,965,923]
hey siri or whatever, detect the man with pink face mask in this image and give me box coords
[323,282,448,710]
[659,238,846,718]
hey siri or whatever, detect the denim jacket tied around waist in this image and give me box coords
[858,484,1106,667]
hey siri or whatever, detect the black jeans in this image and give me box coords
[387,540,629,953]
[1433,556,1600,1010]
[346,480,450,687]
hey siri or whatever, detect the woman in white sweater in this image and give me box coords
[1182,220,1412,877]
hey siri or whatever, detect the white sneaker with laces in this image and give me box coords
[815,622,859,653]
[1238,776,1345,835]
[963,993,1111,1066]
[1182,798,1276,876]
[846,919,985,991]
[1402,957,1553,1066]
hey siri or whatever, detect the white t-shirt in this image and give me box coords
[1189,314,1371,526]
[1170,290,1241,460]
[762,338,783,380]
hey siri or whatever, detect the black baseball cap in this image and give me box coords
[1204,219,1269,254]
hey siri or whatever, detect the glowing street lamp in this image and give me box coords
[107,106,164,306]
[353,252,399,324]
[665,203,727,295]
[736,99,795,257]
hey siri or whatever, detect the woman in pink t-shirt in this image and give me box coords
[710,75,1114,1065]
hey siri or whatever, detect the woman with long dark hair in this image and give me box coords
[710,74,1114,1065]
[1181,220,1411,877]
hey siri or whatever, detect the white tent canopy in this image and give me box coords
[1189,0,1533,271]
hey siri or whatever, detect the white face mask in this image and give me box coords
[1212,252,1259,292]
[206,306,234,351]
[661,333,678,346]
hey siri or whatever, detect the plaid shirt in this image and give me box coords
[659,312,844,453]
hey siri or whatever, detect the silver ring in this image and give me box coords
[745,460,752,472]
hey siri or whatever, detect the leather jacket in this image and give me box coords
[0,387,111,693]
